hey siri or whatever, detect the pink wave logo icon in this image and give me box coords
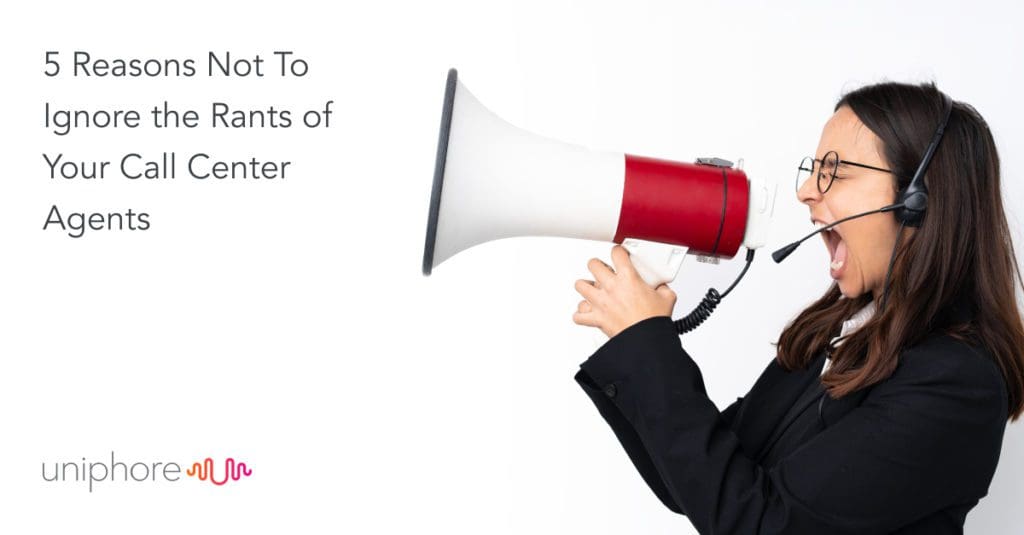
[186,457,252,486]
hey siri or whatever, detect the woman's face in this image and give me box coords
[797,105,904,300]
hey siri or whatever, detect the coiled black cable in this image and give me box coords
[674,248,756,334]
[674,288,721,333]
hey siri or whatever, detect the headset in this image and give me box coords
[893,91,955,228]
[876,91,954,312]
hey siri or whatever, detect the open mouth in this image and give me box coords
[816,222,847,276]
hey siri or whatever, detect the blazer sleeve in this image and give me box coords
[574,315,1007,535]
[574,369,745,516]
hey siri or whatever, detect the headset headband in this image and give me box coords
[895,91,954,227]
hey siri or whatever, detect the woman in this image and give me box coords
[571,81,1024,534]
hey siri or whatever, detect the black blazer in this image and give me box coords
[574,303,1008,534]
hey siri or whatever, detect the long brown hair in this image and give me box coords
[775,81,1024,422]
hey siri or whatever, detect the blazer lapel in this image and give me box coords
[740,351,877,464]
[819,383,873,428]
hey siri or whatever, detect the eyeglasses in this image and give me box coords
[796,150,894,194]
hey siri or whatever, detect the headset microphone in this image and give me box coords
[771,203,903,263]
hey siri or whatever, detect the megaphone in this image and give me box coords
[423,68,776,291]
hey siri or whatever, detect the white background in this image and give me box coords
[1,1,1022,533]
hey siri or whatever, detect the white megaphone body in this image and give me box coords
[423,68,777,288]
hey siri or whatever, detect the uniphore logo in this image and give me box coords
[186,457,252,486]
[41,451,252,492]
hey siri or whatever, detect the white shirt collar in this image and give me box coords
[822,299,877,375]
[835,299,877,345]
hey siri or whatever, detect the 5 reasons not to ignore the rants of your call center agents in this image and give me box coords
[39,50,334,238]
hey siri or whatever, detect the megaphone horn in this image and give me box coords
[423,68,776,288]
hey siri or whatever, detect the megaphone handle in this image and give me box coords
[620,238,689,287]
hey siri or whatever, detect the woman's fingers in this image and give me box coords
[586,257,615,286]
[574,279,601,303]
[573,247,676,337]
[572,309,600,327]
[573,288,602,329]
[610,245,639,279]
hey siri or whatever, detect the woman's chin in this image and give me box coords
[837,279,866,299]
[831,261,864,298]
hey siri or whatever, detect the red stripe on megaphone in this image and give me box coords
[614,154,749,258]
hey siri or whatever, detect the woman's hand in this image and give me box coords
[573,244,677,338]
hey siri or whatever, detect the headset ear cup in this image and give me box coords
[895,190,928,227]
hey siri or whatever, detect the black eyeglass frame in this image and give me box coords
[796,150,895,194]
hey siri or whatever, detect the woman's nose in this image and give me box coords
[796,172,821,205]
